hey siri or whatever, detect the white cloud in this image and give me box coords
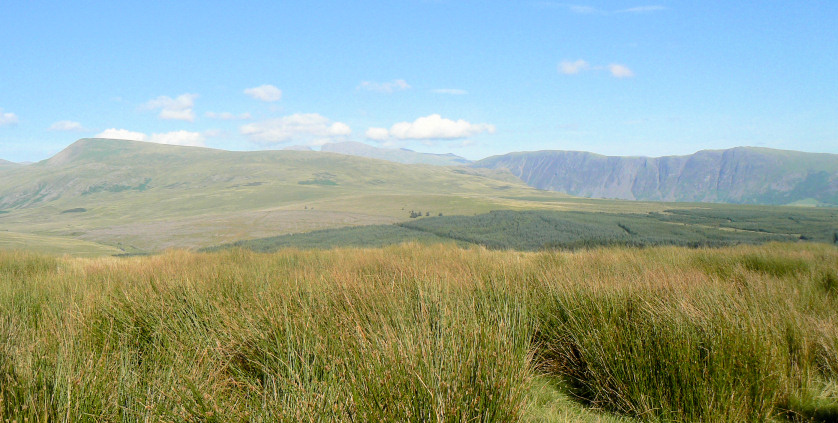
[358,79,411,93]
[559,59,590,75]
[95,128,205,147]
[240,113,351,145]
[143,93,198,121]
[205,111,252,120]
[367,114,495,141]
[559,60,635,78]
[149,130,205,147]
[365,127,390,141]
[608,64,635,78]
[96,128,147,141]
[0,109,19,126]
[244,84,282,102]
[49,120,86,131]
[432,88,468,95]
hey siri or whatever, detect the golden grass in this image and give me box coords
[1,242,836,421]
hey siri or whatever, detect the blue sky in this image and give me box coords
[1,1,837,162]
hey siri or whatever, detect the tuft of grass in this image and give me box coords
[1,243,837,421]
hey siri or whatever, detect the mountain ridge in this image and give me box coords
[473,146,838,206]
[320,141,471,166]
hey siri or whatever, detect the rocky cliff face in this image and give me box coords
[474,147,838,206]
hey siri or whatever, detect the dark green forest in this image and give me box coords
[206,205,838,252]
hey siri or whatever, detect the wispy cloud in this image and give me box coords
[0,109,19,126]
[568,5,598,14]
[619,5,666,13]
[205,111,252,120]
[143,94,198,121]
[244,84,282,102]
[96,128,206,147]
[608,64,635,78]
[542,3,667,15]
[366,114,495,141]
[49,120,86,131]
[240,113,351,145]
[559,59,590,75]
[358,79,411,94]
[559,59,635,78]
[432,88,468,95]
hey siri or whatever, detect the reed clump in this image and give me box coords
[1,243,836,422]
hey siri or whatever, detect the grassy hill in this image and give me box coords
[0,138,574,253]
[474,147,838,206]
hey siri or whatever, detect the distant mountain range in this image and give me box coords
[319,141,471,166]
[2,139,836,254]
[473,147,838,206]
[2,141,837,211]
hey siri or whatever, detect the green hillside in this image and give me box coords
[0,138,574,253]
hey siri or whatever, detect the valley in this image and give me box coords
[1,139,836,255]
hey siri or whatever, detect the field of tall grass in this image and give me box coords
[1,242,836,422]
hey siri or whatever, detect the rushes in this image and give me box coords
[1,243,837,421]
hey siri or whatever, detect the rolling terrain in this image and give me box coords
[0,138,571,254]
[3,139,837,256]
[474,147,838,206]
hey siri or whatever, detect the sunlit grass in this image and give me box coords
[1,243,836,421]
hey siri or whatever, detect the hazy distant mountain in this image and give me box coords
[0,159,18,167]
[474,147,838,206]
[283,145,313,151]
[320,141,471,166]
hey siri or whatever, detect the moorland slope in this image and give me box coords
[0,138,564,253]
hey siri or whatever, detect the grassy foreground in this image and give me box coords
[1,243,837,421]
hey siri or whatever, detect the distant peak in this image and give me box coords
[45,138,160,166]
[283,145,314,151]
[320,141,471,165]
